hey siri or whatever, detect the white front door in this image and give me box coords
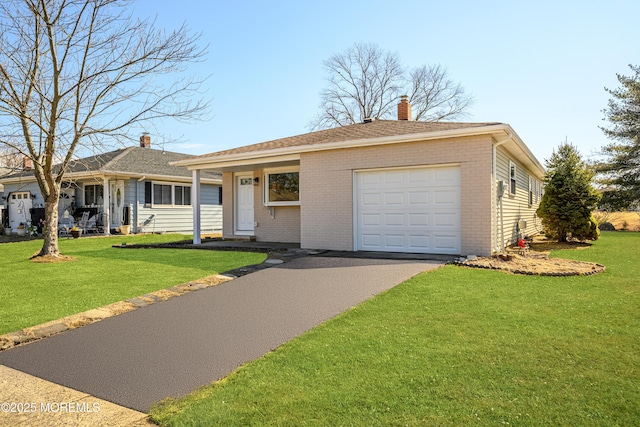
[8,192,33,231]
[110,180,125,227]
[235,175,254,234]
[355,166,461,254]
[58,189,75,220]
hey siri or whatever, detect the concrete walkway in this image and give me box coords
[0,365,151,426]
[0,256,443,424]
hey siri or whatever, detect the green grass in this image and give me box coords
[150,232,640,426]
[0,235,265,335]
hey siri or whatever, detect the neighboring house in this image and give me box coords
[0,167,8,226]
[1,135,222,235]
[175,99,545,256]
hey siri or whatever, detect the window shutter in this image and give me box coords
[144,181,152,204]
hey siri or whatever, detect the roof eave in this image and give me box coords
[0,171,221,185]
[496,125,546,177]
[174,124,517,169]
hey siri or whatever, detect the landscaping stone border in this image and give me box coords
[450,258,606,276]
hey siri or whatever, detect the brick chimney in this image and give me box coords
[23,157,33,171]
[140,133,151,148]
[397,95,412,121]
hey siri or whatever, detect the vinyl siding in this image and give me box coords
[495,146,542,249]
[135,204,221,233]
[132,179,221,233]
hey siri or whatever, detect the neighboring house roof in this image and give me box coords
[0,147,221,184]
[174,120,545,178]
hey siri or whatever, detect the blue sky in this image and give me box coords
[132,0,639,164]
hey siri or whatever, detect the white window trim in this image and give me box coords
[151,181,192,207]
[528,175,534,207]
[263,166,300,207]
[509,161,517,196]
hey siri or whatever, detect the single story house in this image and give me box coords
[0,168,7,223]
[175,98,545,256]
[1,135,222,235]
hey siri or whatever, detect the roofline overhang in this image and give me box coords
[0,171,221,185]
[172,124,544,174]
[492,127,546,178]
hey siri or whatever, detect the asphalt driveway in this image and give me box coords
[0,256,443,412]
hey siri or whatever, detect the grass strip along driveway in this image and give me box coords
[151,232,639,426]
[0,235,266,335]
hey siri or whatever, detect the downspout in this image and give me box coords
[135,176,146,233]
[493,133,512,253]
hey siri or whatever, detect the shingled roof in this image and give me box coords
[195,120,502,159]
[1,147,221,181]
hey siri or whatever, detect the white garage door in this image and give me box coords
[355,166,461,254]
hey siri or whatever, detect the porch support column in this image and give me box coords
[103,177,110,236]
[192,169,201,245]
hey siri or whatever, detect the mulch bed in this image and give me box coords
[452,240,605,276]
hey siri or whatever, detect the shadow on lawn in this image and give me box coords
[69,246,252,271]
[529,240,592,252]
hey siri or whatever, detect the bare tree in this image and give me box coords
[407,64,473,121]
[311,43,473,129]
[0,146,23,175]
[312,43,404,128]
[0,0,208,259]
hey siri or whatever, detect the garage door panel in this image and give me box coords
[408,235,430,250]
[361,234,381,248]
[356,166,461,254]
[362,213,381,226]
[408,170,429,183]
[384,171,404,184]
[384,234,405,248]
[434,234,461,251]
[434,189,459,205]
[408,213,429,226]
[434,212,459,227]
[384,213,404,226]
[408,191,429,205]
[361,192,381,206]
[362,173,382,185]
[434,167,461,184]
[384,192,404,205]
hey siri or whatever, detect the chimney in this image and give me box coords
[23,157,33,171]
[140,133,151,148]
[397,95,412,121]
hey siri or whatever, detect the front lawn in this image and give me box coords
[151,232,640,426]
[0,235,266,335]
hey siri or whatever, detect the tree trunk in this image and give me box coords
[35,191,61,258]
[558,229,568,243]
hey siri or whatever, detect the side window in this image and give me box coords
[509,161,517,195]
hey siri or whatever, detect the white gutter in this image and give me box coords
[493,133,512,253]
